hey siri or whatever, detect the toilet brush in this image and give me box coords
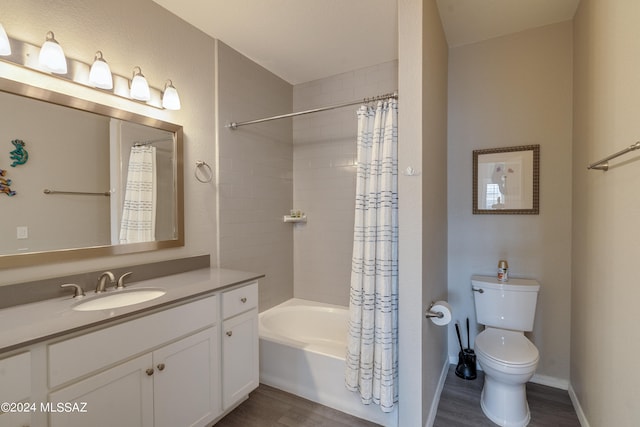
[455,322,467,379]
[464,318,477,379]
[455,322,465,354]
[455,321,477,380]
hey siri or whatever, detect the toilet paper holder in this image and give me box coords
[425,301,445,319]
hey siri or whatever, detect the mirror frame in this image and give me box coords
[472,144,540,215]
[0,77,184,269]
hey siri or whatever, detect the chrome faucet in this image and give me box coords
[95,271,115,293]
[115,271,133,290]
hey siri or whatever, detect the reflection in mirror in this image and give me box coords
[109,120,176,245]
[473,145,539,215]
[0,78,183,268]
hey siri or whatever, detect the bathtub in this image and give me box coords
[259,298,398,427]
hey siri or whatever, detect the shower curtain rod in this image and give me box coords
[226,91,398,130]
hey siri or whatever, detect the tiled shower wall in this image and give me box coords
[217,42,294,312]
[292,61,398,306]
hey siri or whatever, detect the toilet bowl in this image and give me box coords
[471,275,541,427]
[475,328,539,427]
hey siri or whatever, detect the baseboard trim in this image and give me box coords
[530,373,569,390]
[568,384,590,427]
[425,359,450,427]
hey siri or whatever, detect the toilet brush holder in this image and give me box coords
[455,349,477,380]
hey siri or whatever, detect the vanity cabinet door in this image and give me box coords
[49,354,153,427]
[153,327,220,427]
[222,309,258,410]
[0,352,31,427]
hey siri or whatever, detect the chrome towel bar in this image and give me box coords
[587,141,640,171]
[44,189,111,196]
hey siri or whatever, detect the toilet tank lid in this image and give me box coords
[471,275,540,292]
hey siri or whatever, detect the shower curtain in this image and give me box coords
[345,98,398,413]
[119,145,157,243]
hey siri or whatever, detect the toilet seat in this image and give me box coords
[475,328,539,367]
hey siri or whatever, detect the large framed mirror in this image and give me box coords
[0,77,183,269]
[473,145,539,214]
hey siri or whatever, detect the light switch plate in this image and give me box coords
[17,226,28,239]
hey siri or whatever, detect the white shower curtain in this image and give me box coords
[119,145,157,244]
[345,98,398,413]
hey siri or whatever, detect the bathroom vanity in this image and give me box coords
[0,268,261,427]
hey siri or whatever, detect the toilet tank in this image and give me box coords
[471,275,540,332]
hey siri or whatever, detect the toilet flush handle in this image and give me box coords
[472,287,484,294]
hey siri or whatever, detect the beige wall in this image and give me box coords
[292,61,398,306]
[0,0,217,285]
[447,22,573,385]
[572,0,640,425]
[398,0,449,425]
[216,42,294,312]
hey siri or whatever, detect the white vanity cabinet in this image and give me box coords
[47,295,221,427]
[49,328,218,427]
[0,272,261,427]
[0,352,31,427]
[221,282,259,410]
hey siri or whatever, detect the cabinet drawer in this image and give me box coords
[222,282,258,319]
[49,295,218,388]
[0,352,30,402]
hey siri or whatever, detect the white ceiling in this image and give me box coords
[153,0,579,86]
[437,0,580,47]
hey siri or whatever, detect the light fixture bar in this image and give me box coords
[0,35,175,110]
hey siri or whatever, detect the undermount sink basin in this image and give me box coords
[72,288,166,311]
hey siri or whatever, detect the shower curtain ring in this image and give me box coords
[195,160,213,183]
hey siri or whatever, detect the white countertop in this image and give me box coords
[0,268,263,354]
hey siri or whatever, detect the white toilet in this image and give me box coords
[471,275,540,427]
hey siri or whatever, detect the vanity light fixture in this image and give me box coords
[0,23,11,56]
[38,31,67,74]
[88,51,113,90]
[162,79,181,110]
[0,28,177,109]
[130,66,150,101]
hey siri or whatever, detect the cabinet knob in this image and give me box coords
[157,363,165,371]
[240,297,247,303]
[226,331,233,337]
[146,368,154,376]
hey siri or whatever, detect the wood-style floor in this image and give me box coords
[434,365,580,427]
[214,365,580,427]
[213,384,378,427]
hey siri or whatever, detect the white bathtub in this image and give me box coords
[259,298,398,427]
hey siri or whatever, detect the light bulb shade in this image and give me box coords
[0,24,11,56]
[89,51,113,90]
[38,31,67,74]
[130,67,150,101]
[162,81,181,110]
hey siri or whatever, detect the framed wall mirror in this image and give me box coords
[0,77,184,269]
[473,145,539,214]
